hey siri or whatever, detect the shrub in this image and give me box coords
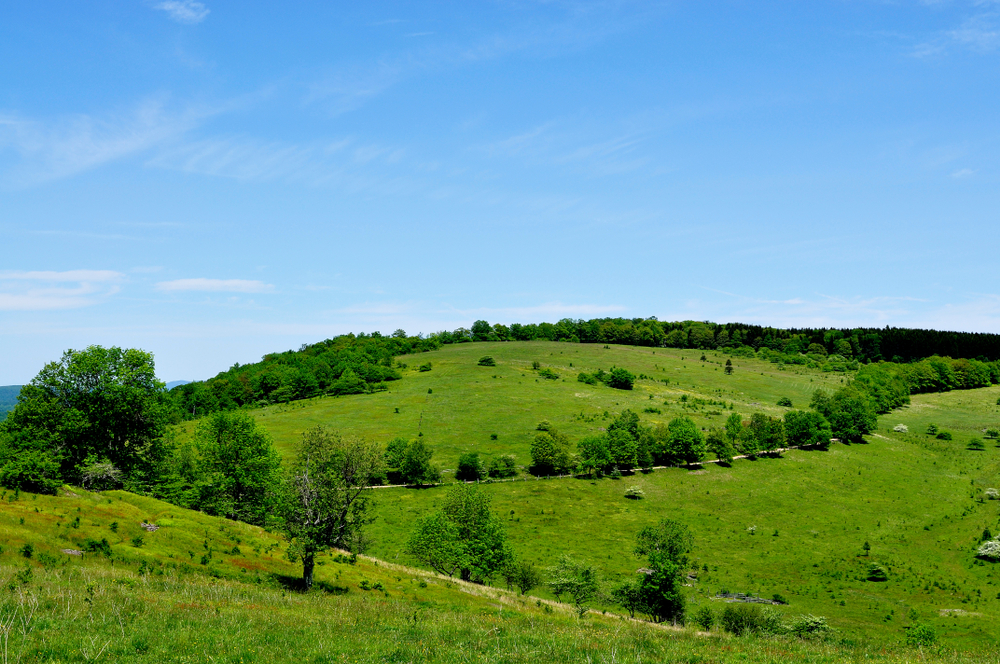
[624,486,645,500]
[577,372,598,385]
[977,539,1000,561]
[84,538,112,557]
[487,455,518,479]
[692,606,715,631]
[456,452,486,481]
[985,488,999,500]
[477,356,496,367]
[537,368,559,380]
[905,623,937,647]
[925,424,938,435]
[720,604,783,636]
[892,424,908,433]
[131,535,145,548]
[776,397,793,407]
[531,361,541,370]
[606,368,635,390]
[418,362,432,372]
[935,431,953,440]
[19,543,33,559]
[787,614,831,638]
[867,564,888,581]
[969,438,986,451]
[985,428,999,439]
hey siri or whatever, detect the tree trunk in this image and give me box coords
[303,553,315,589]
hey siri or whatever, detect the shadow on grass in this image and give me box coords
[271,574,350,595]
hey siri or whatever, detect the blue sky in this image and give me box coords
[1,1,998,384]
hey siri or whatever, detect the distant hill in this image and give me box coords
[0,384,21,420]
[165,380,192,390]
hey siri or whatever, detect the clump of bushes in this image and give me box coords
[892,424,908,433]
[935,431,953,441]
[719,604,783,636]
[777,397,793,407]
[692,606,714,631]
[905,623,937,647]
[456,452,486,481]
[624,486,645,500]
[787,614,831,638]
[537,368,559,380]
[576,367,634,390]
[477,356,496,367]
[488,455,518,479]
[867,564,888,582]
[418,362,432,372]
[977,539,1000,561]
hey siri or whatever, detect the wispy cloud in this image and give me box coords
[951,168,975,178]
[155,278,275,293]
[914,7,1000,56]
[155,0,210,25]
[0,98,212,186]
[0,270,125,311]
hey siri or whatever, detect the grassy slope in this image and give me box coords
[173,341,848,464]
[2,488,997,663]
[168,341,1000,649]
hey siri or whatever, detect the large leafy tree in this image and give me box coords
[665,417,705,466]
[784,410,832,448]
[194,411,281,526]
[281,427,384,589]
[0,346,168,492]
[631,519,691,624]
[407,484,513,583]
[811,387,877,443]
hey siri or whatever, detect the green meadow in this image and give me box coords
[170,341,1000,649]
[174,341,850,465]
[2,488,998,663]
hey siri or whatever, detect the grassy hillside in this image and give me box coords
[173,341,849,465]
[2,487,997,663]
[165,341,1000,650]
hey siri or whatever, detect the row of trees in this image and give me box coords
[527,384,875,476]
[430,318,1000,363]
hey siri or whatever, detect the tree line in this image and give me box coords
[150,319,999,426]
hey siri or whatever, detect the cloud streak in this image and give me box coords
[0,270,125,311]
[155,0,210,25]
[155,278,275,293]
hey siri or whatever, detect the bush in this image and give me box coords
[936,431,952,441]
[892,424,908,433]
[720,604,783,636]
[968,438,986,451]
[624,486,645,500]
[456,452,486,481]
[905,623,937,647]
[537,368,559,380]
[577,372,598,385]
[487,455,518,479]
[776,397,793,407]
[19,543,33,559]
[977,539,1000,561]
[477,356,496,367]
[418,362,432,372]
[985,429,999,439]
[925,424,938,435]
[692,606,715,631]
[867,564,888,581]
[985,488,999,500]
[606,368,635,390]
[787,614,830,638]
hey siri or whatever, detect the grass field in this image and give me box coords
[3,488,999,663]
[169,341,1000,650]
[172,341,850,467]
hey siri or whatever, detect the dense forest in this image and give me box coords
[164,318,1000,422]
[0,384,20,420]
